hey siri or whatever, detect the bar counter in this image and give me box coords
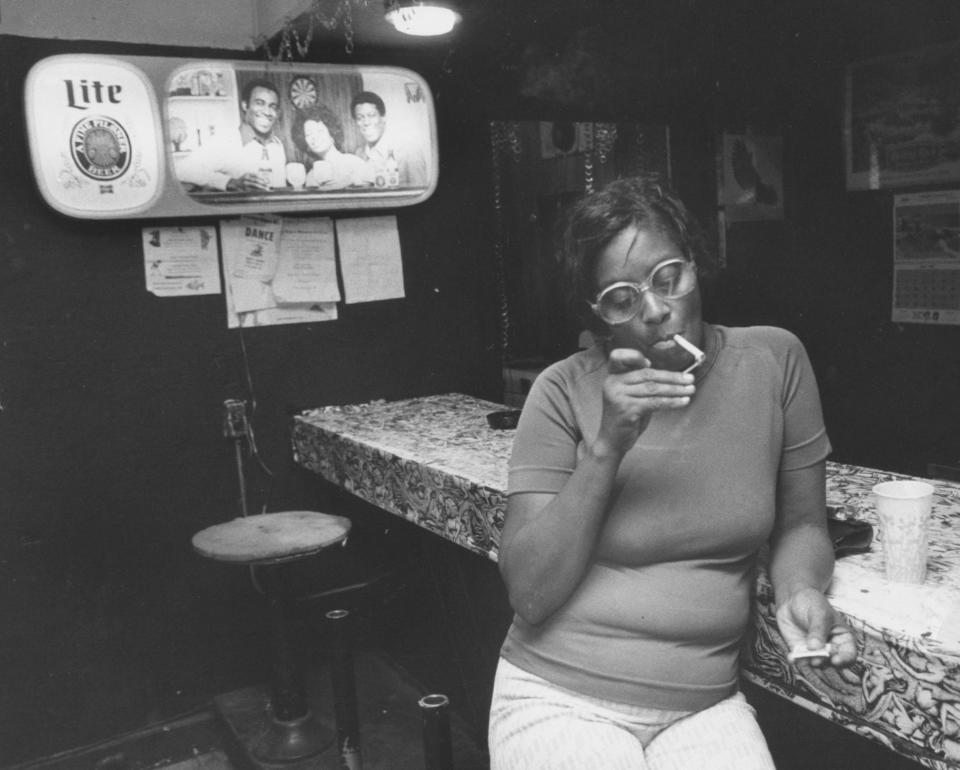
[292,392,960,769]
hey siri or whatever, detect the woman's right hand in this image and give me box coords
[598,348,695,456]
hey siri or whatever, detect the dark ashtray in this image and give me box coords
[486,409,521,430]
[827,514,874,558]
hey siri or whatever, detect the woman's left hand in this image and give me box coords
[776,586,857,667]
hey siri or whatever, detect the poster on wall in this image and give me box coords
[718,133,784,222]
[892,189,960,325]
[25,54,438,219]
[845,41,960,191]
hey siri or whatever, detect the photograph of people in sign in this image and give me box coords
[166,63,436,205]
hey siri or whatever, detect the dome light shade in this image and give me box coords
[384,2,461,36]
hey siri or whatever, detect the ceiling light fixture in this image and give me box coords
[384,0,461,36]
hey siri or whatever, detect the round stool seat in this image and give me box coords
[192,510,351,565]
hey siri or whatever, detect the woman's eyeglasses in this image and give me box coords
[589,259,697,325]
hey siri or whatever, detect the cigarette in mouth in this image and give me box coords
[673,334,705,374]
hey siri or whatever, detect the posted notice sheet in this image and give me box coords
[142,226,221,296]
[336,216,405,303]
[220,215,339,328]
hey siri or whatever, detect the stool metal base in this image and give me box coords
[253,708,334,763]
[214,685,335,768]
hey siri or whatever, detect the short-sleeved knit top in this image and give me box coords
[500,324,831,711]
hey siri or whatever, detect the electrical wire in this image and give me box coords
[234,326,278,595]
[237,326,275,515]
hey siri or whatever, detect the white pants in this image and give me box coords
[488,658,776,770]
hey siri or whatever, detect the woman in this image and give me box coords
[290,103,373,189]
[489,174,856,769]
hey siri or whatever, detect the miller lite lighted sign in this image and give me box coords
[25,54,438,220]
[27,57,164,218]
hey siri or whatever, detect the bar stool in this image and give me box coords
[192,509,351,764]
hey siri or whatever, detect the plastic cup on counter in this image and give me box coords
[873,479,935,584]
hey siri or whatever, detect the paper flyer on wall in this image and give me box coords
[142,226,221,296]
[336,215,405,303]
[232,214,281,282]
[272,218,341,305]
[220,216,339,328]
[892,189,960,325]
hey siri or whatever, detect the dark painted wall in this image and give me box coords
[676,2,960,476]
[485,0,960,476]
[0,34,501,764]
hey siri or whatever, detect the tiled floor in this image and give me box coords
[9,660,926,770]
[9,651,487,770]
[5,709,230,770]
[2,515,926,770]
[2,517,495,770]
[164,754,232,770]
[214,651,488,770]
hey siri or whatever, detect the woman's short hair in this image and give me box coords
[559,174,710,333]
[291,103,345,156]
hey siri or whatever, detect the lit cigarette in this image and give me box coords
[673,334,705,374]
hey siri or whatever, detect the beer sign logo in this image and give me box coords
[70,115,131,181]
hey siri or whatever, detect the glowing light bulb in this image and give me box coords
[385,4,461,36]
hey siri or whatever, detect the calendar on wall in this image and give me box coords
[892,189,960,325]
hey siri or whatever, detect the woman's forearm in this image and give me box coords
[769,520,834,607]
[768,462,833,604]
[498,440,623,625]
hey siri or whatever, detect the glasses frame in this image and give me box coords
[589,258,698,326]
